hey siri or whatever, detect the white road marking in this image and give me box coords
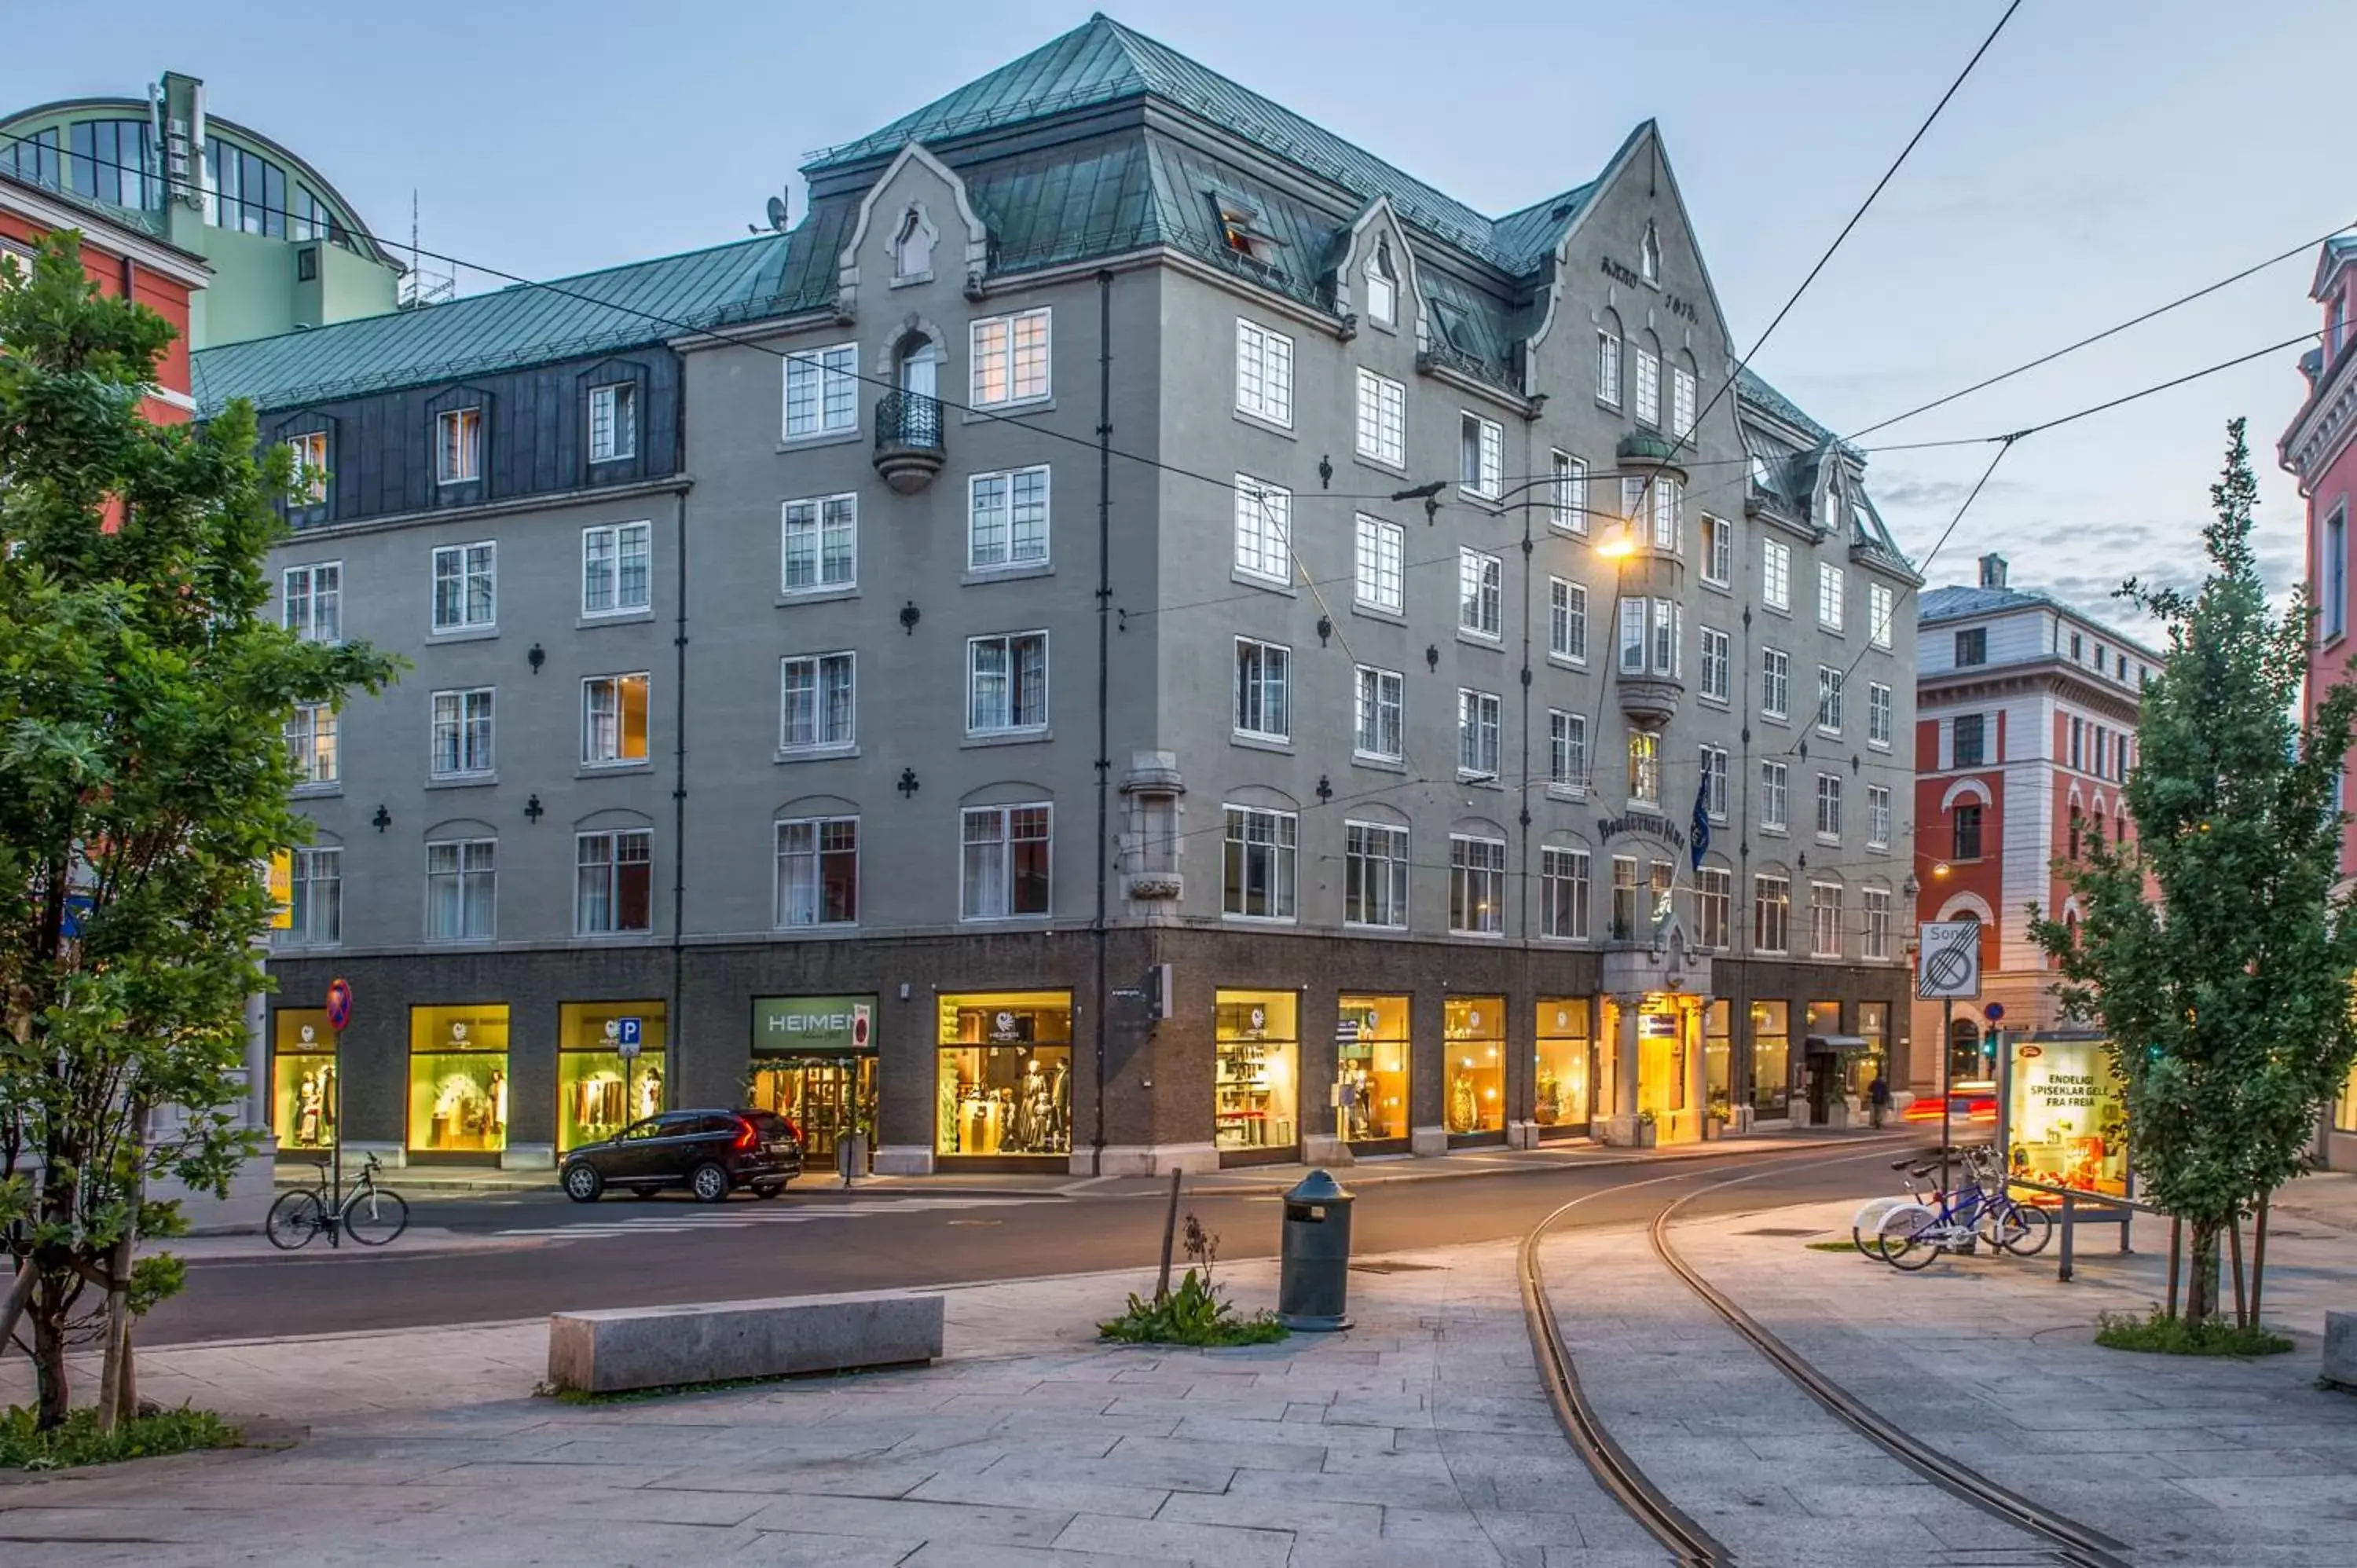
[495,1194,1062,1240]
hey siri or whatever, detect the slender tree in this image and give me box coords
[0,234,397,1424]
[2030,419,2357,1324]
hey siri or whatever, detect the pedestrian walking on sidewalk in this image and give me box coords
[1868,1072,1891,1130]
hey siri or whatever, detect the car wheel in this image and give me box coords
[563,1164,604,1203]
[752,1181,785,1200]
[690,1163,731,1203]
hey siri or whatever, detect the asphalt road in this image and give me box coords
[144,1142,1923,1346]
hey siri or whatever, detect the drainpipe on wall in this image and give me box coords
[669,471,690,1108]
[1091,269,1114,1176]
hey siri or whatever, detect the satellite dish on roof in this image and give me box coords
[765,194,791,234]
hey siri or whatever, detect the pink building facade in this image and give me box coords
[2280,233,2357,1167]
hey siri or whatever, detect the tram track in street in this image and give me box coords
[1519,1147,2135,1568]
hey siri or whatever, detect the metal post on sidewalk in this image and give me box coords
[1939,995,1953,1196]
[331,1022,344,1214]
[2058,1190,2075,1282]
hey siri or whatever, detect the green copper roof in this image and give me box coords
[190,233,808,416]
[1736,365,1836,447]
[810,13,1593,274]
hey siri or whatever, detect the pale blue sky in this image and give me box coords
[11,0,2348,631]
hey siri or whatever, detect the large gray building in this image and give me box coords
[203,15,1919,1177]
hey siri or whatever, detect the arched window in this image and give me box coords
[894,329,941,402]
[1364,239,1397,326]
[2068,804,2083,859]
[1640,221,1662,284]
[892,207,933,280]
[1948,1018,1984,1085]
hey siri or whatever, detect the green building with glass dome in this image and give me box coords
[0,68,401,348]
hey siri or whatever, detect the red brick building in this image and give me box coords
[0,167,210,423]
[1910,555,2156,1093]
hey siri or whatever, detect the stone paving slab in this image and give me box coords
[0,1245,1657,1568]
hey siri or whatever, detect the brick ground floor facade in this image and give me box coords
[265,929,1912,1176]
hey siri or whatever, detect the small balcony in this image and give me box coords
[873,392,944,493]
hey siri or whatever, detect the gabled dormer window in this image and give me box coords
[1365,239,1397,326]
[588,383,636,463]
[892,205,934,281]
[1640,222,1662,284]
[1209,188,1281,269]
[438,408,482,485]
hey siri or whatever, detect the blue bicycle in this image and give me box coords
[1875,1147,2053,1269]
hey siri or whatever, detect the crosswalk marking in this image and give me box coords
[496,1194,1062,1240]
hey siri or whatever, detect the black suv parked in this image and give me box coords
[560,1110,802,1203]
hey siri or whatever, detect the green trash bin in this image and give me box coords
[1277,1170,1354,1331]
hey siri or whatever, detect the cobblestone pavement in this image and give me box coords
[0,1248,1666,1567]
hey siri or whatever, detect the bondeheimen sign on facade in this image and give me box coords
[752,995,876,1053]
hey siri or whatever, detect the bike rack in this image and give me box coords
[2004,1178,2159,1281]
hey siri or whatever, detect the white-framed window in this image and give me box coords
[1233,638,1292,742]
[431,542,495,632]
[1354,665,1404,761]
[961,804,1052,919]
[1763,538,1791,612]
[588,381,636,462]
[576,828,653,935]
[781,493,857,593]
[1597,329,1622,405]
[1354,514,1403,613]
[971,307,1051,407]
[1652,477,1683,553]
[425,837,495,942]
[1863,887,1893,960]
[1222,805,1298,921]
[1815,772,1843,841]
[1235,319,1295,426]
[966,632,1049,735]
[1754,874,1791,954]
[437,408,481,484]
[1810,881,1843,958]
[1459,412,1503,497]
[1343,820,1409,928]
[1549,577,1589,663]
[1868,784,1892,848]
[1541,846,1591,940]
[1868,681,1893,748]
[1611,855,1643,939]
[1816,666,1845,735]
[1458,688,1501,780]
[430,687,494,778]
[1363,240,1398,327]
[1760,760,1789,831]
[289,430,328,504]
[283,562,341,643]
[1549,709,1589,793]
[1634,346,1661,425]
[1699,626,1730,702]
[775,815,859,929]
[276,847,340,947]
[1550,449,1587,533]
[968,466,1050,570]
[1627,730,1660,804]
[1818,561,1846,631]
[1459,548,1503,639]
[1356,368,1406,466]
[1699,745,1729,821]
[1761,647,1790,720]
[2330,505,2349,642]
[1618,597,1648,675]
[1701,513,1732,586]
[1449,834,1506,935]
[1672,365,1697,439]
[285,703,339,786]
[1233,474,1292,584]
[1650,598,1681,676]
[783,343,859,437]
[779,654,856,752]
[582,522,651,615]
[1695,865,1730,950]
[582,672,651,766]
[1868,581,1896,649]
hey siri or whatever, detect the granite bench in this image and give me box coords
[546,1289,944,1394]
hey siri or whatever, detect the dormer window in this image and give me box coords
[2334,291,2348,357]
[892,205,934,281]
[1365,240,1397,326]
[1640,222,1662,284]
[1209,188,1281,269]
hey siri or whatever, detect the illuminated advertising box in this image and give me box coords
[2002,1036,2128,1196]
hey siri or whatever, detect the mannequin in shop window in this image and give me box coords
[638,1066,662,1121]
[1450,1072,1477,1134]
[296,1071,324,1147]
[489,1070,508,1138]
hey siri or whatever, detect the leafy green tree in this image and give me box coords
[0,234,397,1426]
[2030,419,2357,1324]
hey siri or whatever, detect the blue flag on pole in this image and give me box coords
[1689,770,1711,873]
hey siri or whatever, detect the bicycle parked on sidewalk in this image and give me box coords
[1875,1145,2053,1269]
[266,1153,411,1250]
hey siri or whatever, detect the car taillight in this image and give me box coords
[734,1119,757,1149]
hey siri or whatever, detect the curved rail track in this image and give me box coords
[1519,1149,2134,1568]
